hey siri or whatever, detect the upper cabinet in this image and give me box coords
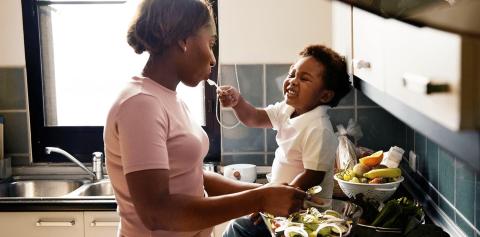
[349,7,480,131]
[0,0,26,67]
[331,1,352,74]
[382,18,480,131]
[352,8,387,92]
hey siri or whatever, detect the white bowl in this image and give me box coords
[334,175,404,202]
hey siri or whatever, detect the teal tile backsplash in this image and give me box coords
[415,131,427,176]
[476,173,480,232]
[265,64,289,105]
[439,149,455,204]
[426,139,439,188]
[455,160,475,225]
[328,108,355,132]
[222,154,265,166]
[357,108,406,151]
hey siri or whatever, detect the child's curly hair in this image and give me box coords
[299,45,352,107]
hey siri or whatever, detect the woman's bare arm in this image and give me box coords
[203,171,261,196]
[126,169,305,232]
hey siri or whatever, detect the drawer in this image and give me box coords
[0,211,85,237]
[84,211,119,237]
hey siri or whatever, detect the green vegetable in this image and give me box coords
[371,197,424,229]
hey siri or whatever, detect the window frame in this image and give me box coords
[22,0,220,163]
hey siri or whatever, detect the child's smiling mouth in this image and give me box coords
[286,87,298,97]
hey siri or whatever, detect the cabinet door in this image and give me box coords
[84,211,120,237]
[352,7,386,91]
[332,1,352,74]
[383,18,465,130]
[0,212,84,237]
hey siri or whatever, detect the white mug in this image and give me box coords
[223,164,257,183]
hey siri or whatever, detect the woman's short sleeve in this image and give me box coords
[116,94,170,174]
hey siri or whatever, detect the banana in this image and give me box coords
[363,168,401,179]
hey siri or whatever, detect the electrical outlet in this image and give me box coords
[409,150,417,171]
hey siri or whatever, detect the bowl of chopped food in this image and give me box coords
[261,199,362,237]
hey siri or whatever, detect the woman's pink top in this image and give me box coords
[104,76,211,237]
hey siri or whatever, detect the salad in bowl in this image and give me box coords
[261,199,362,237]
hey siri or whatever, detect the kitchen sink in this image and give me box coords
[0,180,86,198]
[0,175,115,199]
[73,180,114,197]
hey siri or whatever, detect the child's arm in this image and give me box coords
[289,169,326,191]
[217,85,272,128]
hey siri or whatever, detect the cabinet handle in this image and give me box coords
[90,220,119,227]
[402,73,449,94]
[36,219,75,227]
[353,59,371,70]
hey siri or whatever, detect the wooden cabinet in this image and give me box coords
[0,0,26,66]
[0,211,119,237]
[349,7,480,131]
[84,211,119,237]
[382,18,480,131]
[352,7,387,92]
[0,212,84,237]
[331,1,353,74]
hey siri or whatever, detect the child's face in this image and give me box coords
[283,56,333,115]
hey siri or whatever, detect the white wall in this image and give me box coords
[219,0,332,64]
[0,0,26,67]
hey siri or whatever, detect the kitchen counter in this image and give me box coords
[0,199,116,211]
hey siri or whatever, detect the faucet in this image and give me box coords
[45,147,103,181]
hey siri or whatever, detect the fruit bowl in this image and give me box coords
[334,175,404,202]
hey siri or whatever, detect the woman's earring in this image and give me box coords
[183,46,187,52]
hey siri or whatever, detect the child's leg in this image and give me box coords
[222,215,270,237]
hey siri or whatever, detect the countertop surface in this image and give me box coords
[0,199,117,211]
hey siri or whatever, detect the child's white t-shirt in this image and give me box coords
[265,101,338,199]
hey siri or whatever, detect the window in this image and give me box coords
[22,0,220,163]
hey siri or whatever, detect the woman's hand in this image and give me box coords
[258,184,306,217]
[217,85,240,108]
[249,212,263,225]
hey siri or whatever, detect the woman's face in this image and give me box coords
[179,24,217,87]
[283,56,330,115]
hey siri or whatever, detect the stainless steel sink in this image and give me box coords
[71,180,114,197]
[0,180,86,198]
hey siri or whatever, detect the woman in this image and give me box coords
[104,0,306,236]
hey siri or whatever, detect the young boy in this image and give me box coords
[218,45,351,237]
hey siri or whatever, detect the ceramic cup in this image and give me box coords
[223,164,257,183]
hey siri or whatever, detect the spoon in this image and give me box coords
[306,185,322,195]
[304,185,327,209]
[206,79,218,88]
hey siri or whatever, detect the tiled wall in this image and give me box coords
[0,68,31,165]
[219,64,407,165]
[404,128,480,237]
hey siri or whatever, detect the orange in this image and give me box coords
[359,150,384,167]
